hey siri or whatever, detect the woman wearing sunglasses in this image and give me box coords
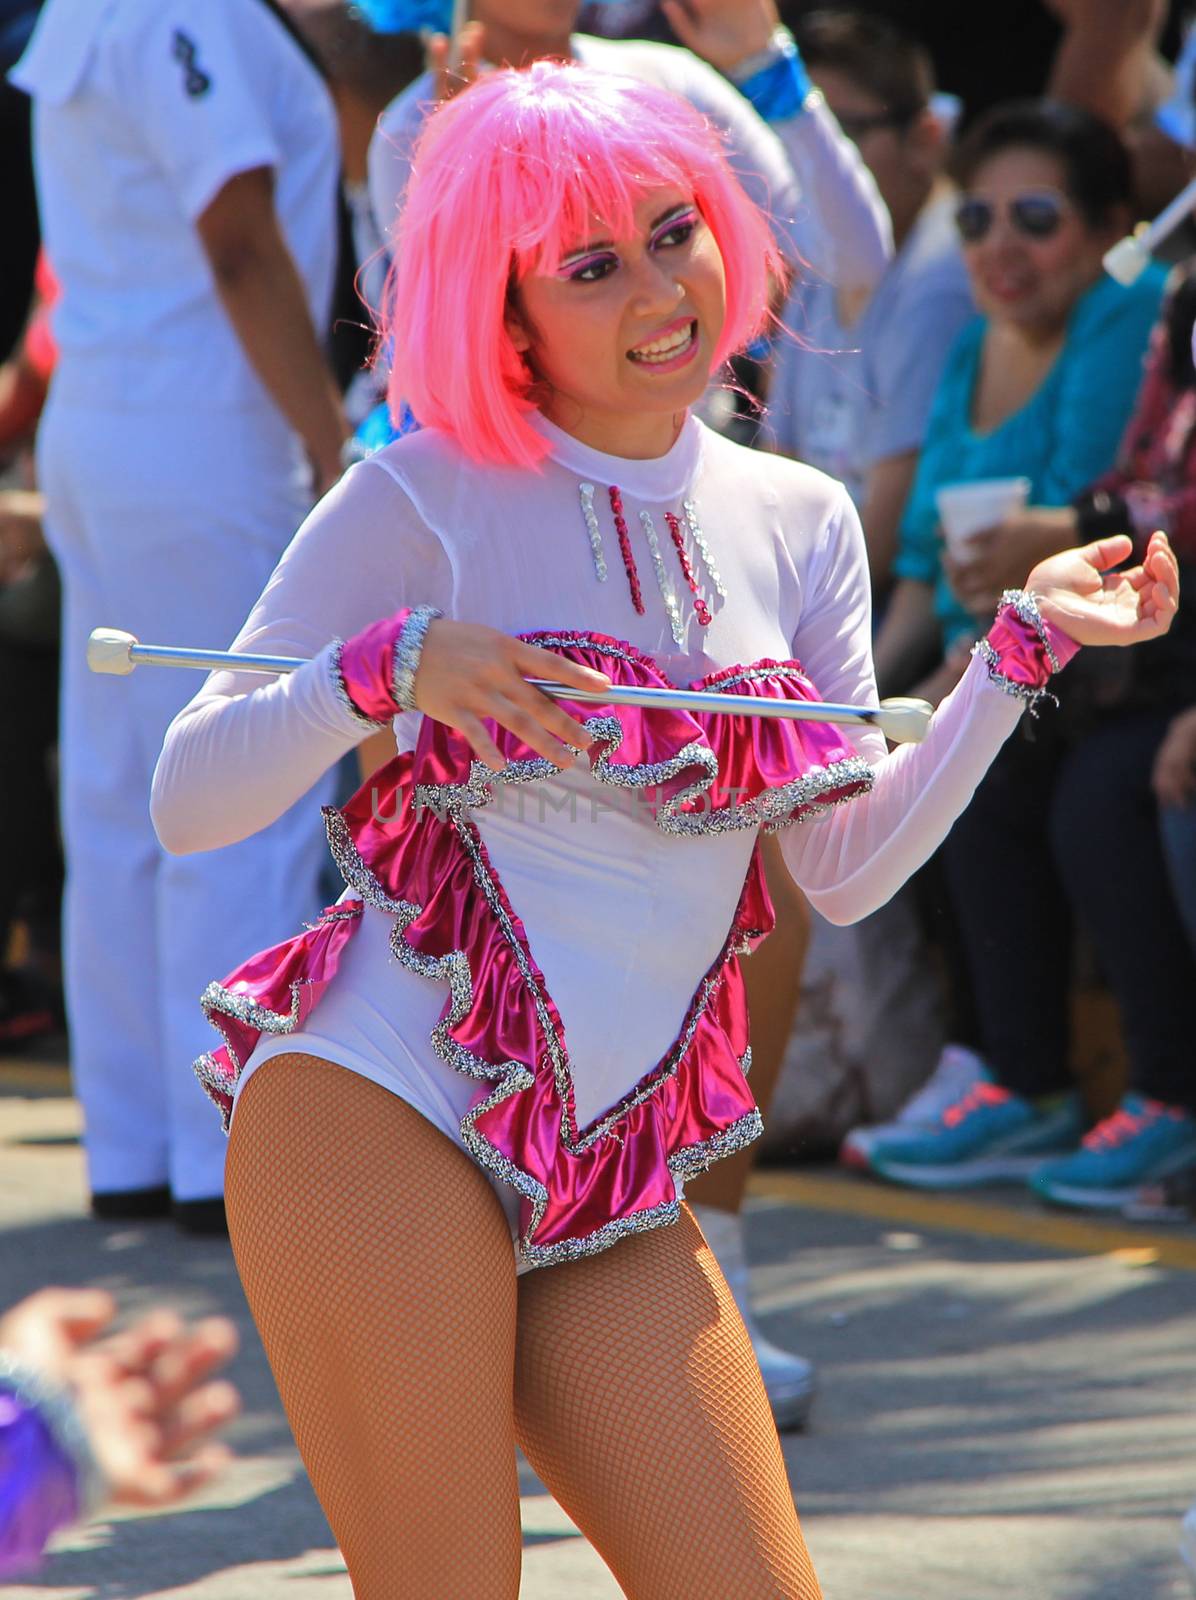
[873,100,1166,700]
[849,103,1193,1197]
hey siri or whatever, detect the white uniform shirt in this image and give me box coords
[12,0,340,419]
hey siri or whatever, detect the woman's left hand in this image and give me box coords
[1027,530,1179,646]
[944,507,1078,620]
[659,0,779,75]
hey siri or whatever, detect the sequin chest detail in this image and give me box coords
[578,482,722,641]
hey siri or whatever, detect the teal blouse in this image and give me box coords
[893,264,1167,645]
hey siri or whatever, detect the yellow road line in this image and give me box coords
[749,1170,1196,1273]
[4,1060,1195,1270]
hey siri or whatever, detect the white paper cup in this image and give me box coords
[935,478,1031,556]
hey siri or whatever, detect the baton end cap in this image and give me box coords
[876,697,933,744]
[87,628,138,676]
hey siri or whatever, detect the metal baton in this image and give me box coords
[87,627,933,743]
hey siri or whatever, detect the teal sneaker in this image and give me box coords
[867,1073,1083,1189]
[1030,1094,1196,1211]
[840,1045,987,1171]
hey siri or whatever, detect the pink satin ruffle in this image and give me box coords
[196,632,875,1267]
[338,608,415,723]
[407,632,874,832]
[985,597,1080,690]
[196,905,363,1131]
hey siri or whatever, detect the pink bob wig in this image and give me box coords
[383,60,784,469]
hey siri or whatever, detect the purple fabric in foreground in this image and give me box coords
[0,1385,81,1578]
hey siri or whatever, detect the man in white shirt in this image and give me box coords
[13,0,347,1229]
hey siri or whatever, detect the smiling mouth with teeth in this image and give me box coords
[627,319,698,364]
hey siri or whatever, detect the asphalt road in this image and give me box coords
[3,1056,1196,1600]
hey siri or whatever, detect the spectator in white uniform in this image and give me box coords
[365,0,893,304]
[766,10,974,598]
[12,0,348,1230]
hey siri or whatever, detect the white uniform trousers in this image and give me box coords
[38,393,337,1201]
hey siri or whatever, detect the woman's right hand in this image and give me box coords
[414,619,612,771]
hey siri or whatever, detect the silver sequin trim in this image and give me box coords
[302,905,362,931]
[706,664,810,692]
[997,588,1062,674]
[391,605,442,713]
[578,483,608,581]
[0,1351,106,1516]
[413,721,871,838]
[318,790,769,1269]
[638,509,686,645]
[482,635,875,834]
[328,639,389,733]
[973,638,1059,716]
[684,500,727,599]
[196,905,365,1130]
[198,632,872,1270]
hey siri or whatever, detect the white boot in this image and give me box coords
[693,1203,815,1430]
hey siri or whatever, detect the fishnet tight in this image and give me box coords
[227,1054,822,1599]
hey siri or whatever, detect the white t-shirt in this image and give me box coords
[366,36,890,297]
[12,0,339,417]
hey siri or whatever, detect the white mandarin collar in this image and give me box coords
[529,411,705,503]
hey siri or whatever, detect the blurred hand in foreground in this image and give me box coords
[0,1288,240,1509]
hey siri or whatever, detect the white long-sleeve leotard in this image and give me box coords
[154,415,1024,919]
[152,416,1028,1184]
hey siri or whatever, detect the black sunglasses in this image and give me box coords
[954,191,1070,244]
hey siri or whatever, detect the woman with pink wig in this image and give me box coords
[151,61,1176,1598]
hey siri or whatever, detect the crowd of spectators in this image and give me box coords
[2,0,1196,1572]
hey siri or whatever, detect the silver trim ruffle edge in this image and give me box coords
[328,605,443,730]
[195,904,365,1132]
[518,635,874,834]
[997,588,1062,673]
[327,640,390,733]
[322,808,767,1269]
[196,637,873,1268]
[972,589,1062,715]
[391,605,442,713]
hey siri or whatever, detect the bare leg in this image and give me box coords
[225,1055,522,1600]
[514,1204,823,1600]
